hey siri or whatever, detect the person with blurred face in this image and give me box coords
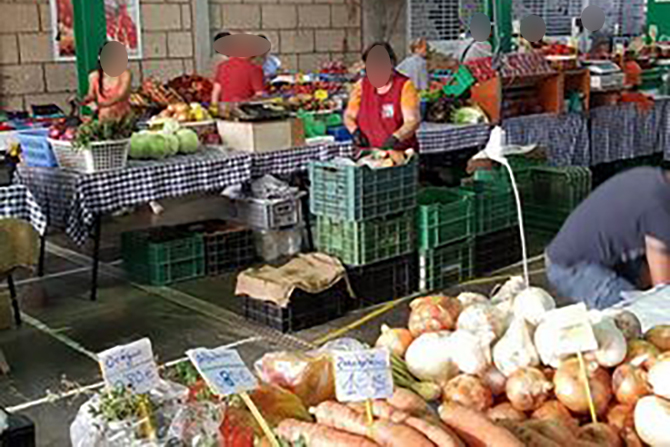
[258,34,282,79]
[344,42,421,152]
[81,41,132,121]
[397,38,429,91]
[210,33,265,108]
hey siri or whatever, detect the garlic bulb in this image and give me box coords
[449,329,491,375]
[457,303,507,347]
[512,287,555,326]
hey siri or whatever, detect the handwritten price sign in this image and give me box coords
[187,347,257,396]
[543,303,598,355]
[333,348,394,402]
[98,338,160,394]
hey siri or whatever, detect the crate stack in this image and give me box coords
[309,159,419,306]
[416,187,475,292]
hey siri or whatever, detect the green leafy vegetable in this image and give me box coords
[176,128,199,154]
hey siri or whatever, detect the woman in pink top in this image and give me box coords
[82,45,133,121]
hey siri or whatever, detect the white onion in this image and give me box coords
[512,287,555,326]
[648,356,670,399]
[405,331,458,384]
[635,395,670,446]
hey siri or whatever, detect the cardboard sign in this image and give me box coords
[333,348,394,402]
[98,338,160,394]
[187,347,257,396]
[542,303,598,355]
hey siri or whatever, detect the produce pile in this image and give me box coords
[129,119,200,160]
[69,276,670,446]
[48,115,137,149]
[150,102,212,124]
[167,75,214,104]
[370,278,670,447]
[130,78,186,108]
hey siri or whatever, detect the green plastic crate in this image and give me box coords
[419,237,474,292]
[417,187,475,250]
[443,66,475,97]
[309,158,418,221]
[122,228,205,286]
[315,211,416,266]
[460,180,519,236]
[522,166,592,233]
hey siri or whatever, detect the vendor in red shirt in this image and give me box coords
[210,41,264,108]
[344,42,421,152]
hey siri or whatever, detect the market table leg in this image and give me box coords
[38,234,46,277]
[90,215,101,302]
[7,273,20,326]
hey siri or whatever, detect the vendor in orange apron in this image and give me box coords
[344,42,421,154]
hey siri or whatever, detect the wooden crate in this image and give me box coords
[216,119,305,152]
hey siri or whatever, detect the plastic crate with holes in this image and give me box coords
[121,227,204,286]
[522,166,592,233]
[309,158,418,221]
[461,179,518,236]
[48,138,129,173]
[241,279,351,332]
[419,237,474,292]
[474,226,522,276]
[186,221,256,276]
[347,254,418,307]
[417,187,475,250]
[221,192,305,230]
[314,211,416,266]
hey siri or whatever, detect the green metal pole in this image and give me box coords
[487,0,513,53]
[648,0,670,40]
[71,0,107,97]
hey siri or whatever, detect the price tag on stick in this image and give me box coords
[333,348,394,403]
[187,347,279,447]
[541,303,599,423]
[98,338,160,395]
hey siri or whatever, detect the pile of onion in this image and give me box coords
[375,325,413,358]
[611,364,651,405]
[478,365,507,397]
[442,374,493,412]
[606,403,635,432]
[645,325,670,352]
[532,400,577,429]
[553,357,612,415]
[625,339,660,370]
[505,367,553,411]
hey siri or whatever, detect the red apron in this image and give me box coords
[357,72,419,151]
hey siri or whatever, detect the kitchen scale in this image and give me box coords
[583,60,625,91]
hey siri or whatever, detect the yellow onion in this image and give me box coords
[611,364,651,405]
[375,325,413,358]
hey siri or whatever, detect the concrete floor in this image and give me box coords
[0,185,550,446]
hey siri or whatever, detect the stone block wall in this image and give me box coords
[0,0,197,112]
[207,0,363,75]
[0,0,365,111]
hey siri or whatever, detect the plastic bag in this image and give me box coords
[69,380,189,447]
[255,351,335,407]
[250,383,311,427]
[167,401,223,446]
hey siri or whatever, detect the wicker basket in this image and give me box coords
[48,138,130,174]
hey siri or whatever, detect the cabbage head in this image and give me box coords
[130,132,151,159]
[146,133,168,159]
[164,134,180,157]
[176,129,199,154]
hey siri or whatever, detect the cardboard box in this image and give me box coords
[216,119,305,153]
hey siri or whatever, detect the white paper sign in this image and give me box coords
[333,348,394,402]
[98,338,160,394]
[186,347,257,396]
[541,303,598,355]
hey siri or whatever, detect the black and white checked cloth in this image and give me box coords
[502,112,591,167]
[17,148,252,245]
[0,185,47,236]
[251,142,355,177]
[591,99,670,165]
[418,123,492,154]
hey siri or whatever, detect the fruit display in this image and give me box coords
[150,103,212,124]
[424,96,468,123]
[319,61,348,74]
[167,75,214,104]
[48,114,137,149]
[284,94,339,113]
[140,78,185,106]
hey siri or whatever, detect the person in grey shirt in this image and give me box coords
[397,38,429,91]
[546,167,670,309]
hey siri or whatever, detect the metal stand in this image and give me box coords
[90,215,101,301]
[38,234,46,277]
[7,274,20,326]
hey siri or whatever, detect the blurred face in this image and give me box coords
[214,33,270,58]
[100,41,128,77]
[366,45,393,88]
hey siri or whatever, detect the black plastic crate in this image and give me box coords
[474,226,522,276]
[0,409,35,447]
[188,221,257,276]
[241,279,351,333]
[347,254,418,307]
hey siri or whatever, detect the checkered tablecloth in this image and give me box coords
[502,112,590,167]
[16,148,252,245]
[0,185,47,236]
[590,99,670,166]
[418,122,492,154]
[251,143,355,177]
